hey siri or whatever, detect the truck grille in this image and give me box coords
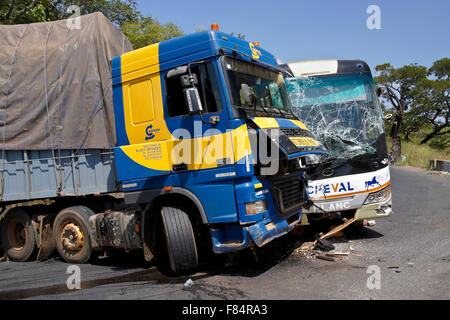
[280,127,314,138]
[271,174,306,217]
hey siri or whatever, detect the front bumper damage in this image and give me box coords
[210,213,301,254]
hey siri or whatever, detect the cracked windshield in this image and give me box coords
[286,74,385,161]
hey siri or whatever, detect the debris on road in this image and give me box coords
[184,279,193,288]
[387,266,400,269]
[316,255,337,262]
[326,252,350,257]
[408,262,415,267]
[367,220,377,227]
[314,239,335,252]
[320,218,356,240]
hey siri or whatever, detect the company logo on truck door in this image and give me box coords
[145,125,160,141]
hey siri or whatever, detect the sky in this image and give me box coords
[136,0,449,73]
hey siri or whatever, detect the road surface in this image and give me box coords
[0,166,449,300]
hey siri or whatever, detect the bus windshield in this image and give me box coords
[286,73,386,161]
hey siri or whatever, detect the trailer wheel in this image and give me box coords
[1,209,36,262]
[160,207,198,274]
[53,206,94,264]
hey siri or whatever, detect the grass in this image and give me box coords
[387,139,450,169]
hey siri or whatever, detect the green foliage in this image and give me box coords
[121,17,184,49]
[0,0,184,49]
[387,138,449,169]
[0,0,139,25]
[375,59,450,148]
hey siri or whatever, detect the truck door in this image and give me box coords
[163,60,234,173]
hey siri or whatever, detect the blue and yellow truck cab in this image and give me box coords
[110,26,327,272]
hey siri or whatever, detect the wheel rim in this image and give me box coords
[60,222,85,253]
[7,219,27,251]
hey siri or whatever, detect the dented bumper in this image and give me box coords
[210,213,301,253]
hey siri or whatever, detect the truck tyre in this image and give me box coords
[53,206,94,264]
[1,209,36,262]
[160,207,198,274]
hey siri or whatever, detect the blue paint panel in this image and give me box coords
[157,31,278,73]
[111,57,129,146]
[247,218,291,247]
[114,147,170,182]
[210,224,250,253]
[0,150,119,202]
[188,182,238,223]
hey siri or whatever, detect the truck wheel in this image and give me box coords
[160,207,198,274]
[53,206,94,264]
[1,209,36,262]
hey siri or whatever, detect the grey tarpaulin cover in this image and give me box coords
[0,12,133,150]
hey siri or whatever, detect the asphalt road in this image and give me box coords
[0,166,449,300]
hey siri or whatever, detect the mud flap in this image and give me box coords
[246,219,291,247]
[36,216,56,261]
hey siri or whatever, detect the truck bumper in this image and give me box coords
[210,213,302,254]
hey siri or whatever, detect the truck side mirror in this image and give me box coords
[167,66,188,79]
[183,87,203,114]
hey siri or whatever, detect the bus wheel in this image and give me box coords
[160,207,198,274]
[53,206,94,264]
[1,209,36,262]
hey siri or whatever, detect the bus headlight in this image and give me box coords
[364,186,391,205]
[246,200,267,216]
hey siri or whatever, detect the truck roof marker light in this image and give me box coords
[164,186,173,192]
[211,24,219,31]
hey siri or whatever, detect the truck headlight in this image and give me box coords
[364,186,391,205]
[246,200,267,216]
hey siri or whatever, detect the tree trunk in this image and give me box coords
[420,132,436,145]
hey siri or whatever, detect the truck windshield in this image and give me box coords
[223,57,293,116]
[286,73,386,161]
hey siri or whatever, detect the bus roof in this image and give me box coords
[280,59,371,77]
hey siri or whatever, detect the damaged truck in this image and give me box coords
[281,60,393,230]
[0,14,327,273]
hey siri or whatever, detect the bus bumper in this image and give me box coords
[354,194,393,220]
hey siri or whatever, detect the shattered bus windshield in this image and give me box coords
[286,73,385,160]
[223,57,293,116]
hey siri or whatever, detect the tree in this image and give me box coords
[410,58,450,144]
[121,16,184,49]
[0,0,184,49]
[0,0,139,25]
[375,59,449,147]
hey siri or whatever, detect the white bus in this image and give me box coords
[282,60,393,230]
